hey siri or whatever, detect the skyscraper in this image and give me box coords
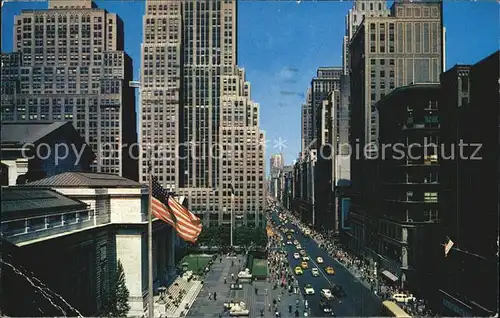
[347,0,444,280]
[0,0,138,180]
[301,88,313,155]
[342,0,390,75]
[349,0,443,148]
[270,153,284,172]
[311,67,342,150]
[139,0,265,227]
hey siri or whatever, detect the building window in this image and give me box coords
[424,192,438,203]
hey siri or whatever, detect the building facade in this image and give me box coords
[434,51,499,317]
[0,0,138,180]
[349,0,443,147]
[312,67,342,150]
[301,88,313,154]
[348,0,444,264]
[291,149,316,226]
[342,0,390,75]
[0,121,94,186]
[139,0,265,228]
[16,171,181,316]
[375,83,441,291]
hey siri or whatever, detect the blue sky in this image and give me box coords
[2,0,498,169]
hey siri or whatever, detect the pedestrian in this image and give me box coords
[224,276,227,284]
[214,292,217,300]
[255,287,258,295]
[208,291,212,300]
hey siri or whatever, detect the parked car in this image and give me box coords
[311,268,320,277]
[316,257,324,264]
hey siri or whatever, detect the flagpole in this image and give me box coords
[148,152,154,318]
[230,194,234,247]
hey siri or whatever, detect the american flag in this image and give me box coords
[151,177,202,243]
[444,238,454,257]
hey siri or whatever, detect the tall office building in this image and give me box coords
[139,0,265,227]
[0,0,138,180]
[350,0,443,148]
[311,67,342,150]
[435,51,499,316]
[342,0,390,75]
[270,153,284,172]
[348,0,444,262]
[300,88,313,155]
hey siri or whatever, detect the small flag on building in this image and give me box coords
[151,176,202,243]
[444,237,454,257]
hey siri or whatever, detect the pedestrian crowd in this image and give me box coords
[266,219,310,317]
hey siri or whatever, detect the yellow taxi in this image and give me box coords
[325,266,335,275]
[294,266,303,275]
[301,261,309,269]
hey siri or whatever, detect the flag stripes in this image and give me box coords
[151,177,202,243]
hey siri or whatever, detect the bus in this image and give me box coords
[381,301,411,317]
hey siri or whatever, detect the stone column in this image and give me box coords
[166,226,176,282]
[115,233,146,316]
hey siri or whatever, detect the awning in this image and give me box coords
[381,270,399,282]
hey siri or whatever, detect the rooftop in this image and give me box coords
[375,83,441,110]
[1,187,88,219]
[1,121,69,145]
[24,171,143,188]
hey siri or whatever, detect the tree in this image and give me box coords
[104,260,130,317]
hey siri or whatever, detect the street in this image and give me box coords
[271,212,382,317]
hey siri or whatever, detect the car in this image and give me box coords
[230,283,243,290]
[320,288,334,300]
[299,249,307,256]
[320,302,334,314]
[287,241,293,245]
[330,284,347,298]
[301,261,308,269]
[316,257,324,263]
[287,235,292,240]
[392,293,416,304]
[325,266,335,275]
[294,267,303,275]
[302,256,310,261]
[293,240,299,245]
[303,284,315,295]
[296,244,302,250]
[293,253,300,259]
[311,268,320,277]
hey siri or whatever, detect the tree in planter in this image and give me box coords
[104,260,130,317]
